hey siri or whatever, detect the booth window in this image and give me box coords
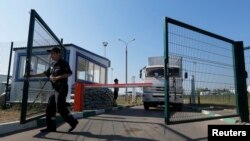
[94,64,100,83]
[77,57,87,80]
[100,67,105,84]
[76,55,106,84]
[18,54,50,80]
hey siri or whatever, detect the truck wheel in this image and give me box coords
[144,103,149,110]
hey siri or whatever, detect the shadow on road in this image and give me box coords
[34,131,159,141]
[106,106,164,118]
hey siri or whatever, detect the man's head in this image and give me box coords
[47,47,61,61]
[114,78,118,83]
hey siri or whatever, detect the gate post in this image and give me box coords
[74,82,84,112]
[233,41,249,122]
[164,17,170,124]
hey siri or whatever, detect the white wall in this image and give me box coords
[10,45,110,103]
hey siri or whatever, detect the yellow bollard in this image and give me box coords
[128,94,132,104]
[135,95,138,105]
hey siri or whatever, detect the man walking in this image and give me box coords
[30,47,78,132]
[113,78,119,106]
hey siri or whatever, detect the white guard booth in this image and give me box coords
[10,44,110,103]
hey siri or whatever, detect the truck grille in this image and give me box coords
[151,87,164,92]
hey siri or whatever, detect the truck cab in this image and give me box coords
[140,56,183,110]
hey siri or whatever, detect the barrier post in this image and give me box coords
[135,95,138,105]
[74,83,84,111]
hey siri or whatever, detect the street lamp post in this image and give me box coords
[102,42,108,57]
[118,38,135,97]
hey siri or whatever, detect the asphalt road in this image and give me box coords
[0,106,229,141]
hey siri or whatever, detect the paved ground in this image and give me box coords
[0,106,230,141]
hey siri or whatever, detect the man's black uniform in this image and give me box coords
[44,58,78,131]
[113,79,119,106]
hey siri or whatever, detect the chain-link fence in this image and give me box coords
[165,17,246,124]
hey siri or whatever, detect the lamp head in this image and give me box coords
[103,42,108,47]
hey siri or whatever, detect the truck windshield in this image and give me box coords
[146,67,164,77]
[145,67,180,77]
[169,67,180,77]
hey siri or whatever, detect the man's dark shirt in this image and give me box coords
[114,86,119,100]
[44,58,72,92]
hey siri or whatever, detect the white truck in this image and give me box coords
[140,56,184,110]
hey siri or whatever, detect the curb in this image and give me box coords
[187,105,239,124]
[0,105,129,135]
[201,109,238,124]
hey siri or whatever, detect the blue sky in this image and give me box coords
[1,0,250,87]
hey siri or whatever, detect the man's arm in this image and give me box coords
[30,72,46,77]
[50,73,71,81]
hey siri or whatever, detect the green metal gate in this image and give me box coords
[20,9,66,124]
[243,46,250,119]
[164,17,249,124]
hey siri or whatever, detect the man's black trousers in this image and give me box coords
[45,90,76,130]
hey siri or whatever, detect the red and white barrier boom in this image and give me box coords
[74,82,152,111]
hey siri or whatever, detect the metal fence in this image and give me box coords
[244,47,250,107]
[164,17,248,124]
[20,9,66,124]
